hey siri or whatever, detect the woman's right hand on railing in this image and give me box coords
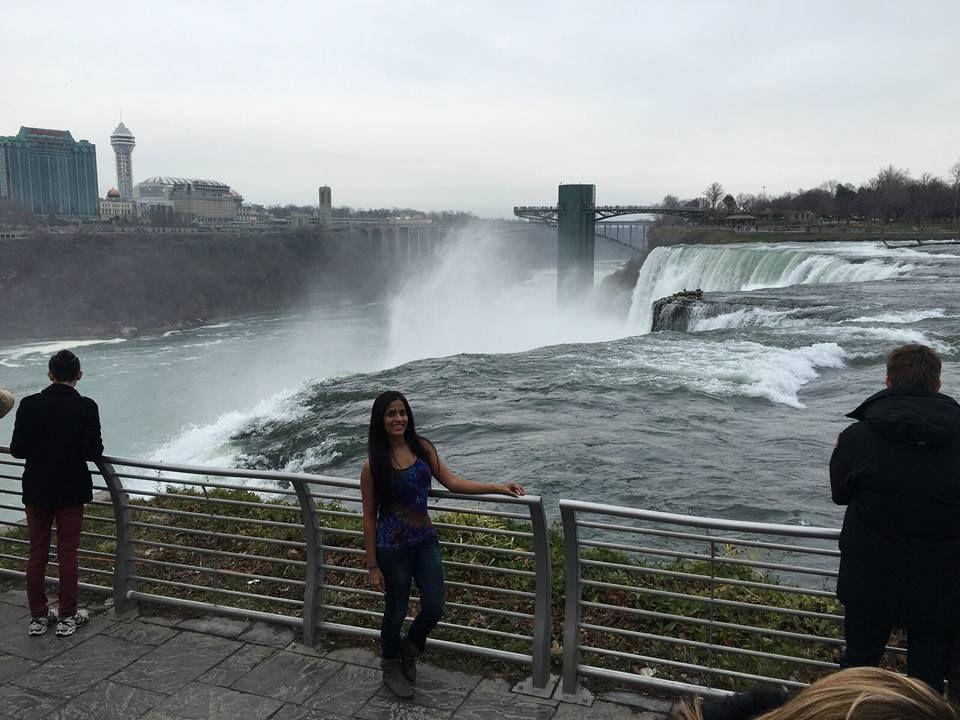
[368,566,384,592]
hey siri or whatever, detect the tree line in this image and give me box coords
[662,158,960,225]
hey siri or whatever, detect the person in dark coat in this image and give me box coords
[0,387,14,418]
[830,343,960,692]
[9,350,103,637]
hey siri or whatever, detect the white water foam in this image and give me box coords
[628,243,914,332]
[689,308,807,332]
[147,388,307,469]
[614,339,848,408]
[0,338,127,368]
[688,308,951,355]
[846,309,946,324]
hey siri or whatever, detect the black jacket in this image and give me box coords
[830,385,960,630]
[9,383,103,509]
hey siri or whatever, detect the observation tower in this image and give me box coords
[110,122,136,199]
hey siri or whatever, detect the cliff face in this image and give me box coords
[0,229,388,340]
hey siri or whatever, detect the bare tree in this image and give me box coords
[818,179,840,196]
[870,165,911,223]
[703,182,724,209]
[951,158,960,225]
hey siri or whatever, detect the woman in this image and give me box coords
[360,391,524,699]
[674,667,956,720]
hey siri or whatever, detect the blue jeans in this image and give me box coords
[377,536,445,660]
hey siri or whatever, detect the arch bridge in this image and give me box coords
[515,185,708,298]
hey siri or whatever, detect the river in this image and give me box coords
[1,236,958,529]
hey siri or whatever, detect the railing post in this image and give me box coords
[708,535,717,690]
[528,498,553,690]
[293,478,324,647]
[560,502,582,695]
[98,460,137,614]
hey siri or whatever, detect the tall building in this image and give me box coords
[318,185,332,225]
[110,122,136,199]
[0,127,99,218]
[135,176,242,222]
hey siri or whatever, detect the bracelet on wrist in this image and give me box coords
[367,565,379,571]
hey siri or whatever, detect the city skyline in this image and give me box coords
[5,1,959,218]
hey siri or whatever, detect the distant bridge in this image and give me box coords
[514,186,707,298]
[514,204,707,223]
[327,218,552,266]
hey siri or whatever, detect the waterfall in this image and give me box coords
[628,244,913,332]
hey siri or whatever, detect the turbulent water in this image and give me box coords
[2,237,958,529]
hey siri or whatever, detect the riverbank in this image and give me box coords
[648,225,959,247]
[0,230,385,342]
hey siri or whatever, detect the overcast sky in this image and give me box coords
[5,1,958,217]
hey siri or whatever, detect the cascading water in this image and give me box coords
[3,238,955,528]
[627,243,914,332]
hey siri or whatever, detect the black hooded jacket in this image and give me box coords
[830,385,960,630]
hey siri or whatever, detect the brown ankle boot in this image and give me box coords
[399,635,421,683]
[381,657,413,698]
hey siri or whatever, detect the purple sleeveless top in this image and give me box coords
[376,457,437,549]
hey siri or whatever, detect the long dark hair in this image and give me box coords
[367,391,434,509]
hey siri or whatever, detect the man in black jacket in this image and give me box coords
[10,350,103,637]
[831,343,960,692]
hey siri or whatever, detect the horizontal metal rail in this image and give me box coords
[560,499,858,697]
[0,446,552,690]
[4,445,877,699]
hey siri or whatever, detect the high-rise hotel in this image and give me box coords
[0,126,99,218]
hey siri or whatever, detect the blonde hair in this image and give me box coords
[676,668,956,720]
[0,388,13,419]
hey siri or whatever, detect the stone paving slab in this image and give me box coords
[0,602,30,626]
[322,646,378,667]
[238,620,296,647]
[355,695,453,720]
[271,705,351,720]
[0,591,677,720]
[355,663,484,720]
[12,634,153,698]
[102,618,180,645]
[0,589,28,607]
[138,614,181,628]
[0,653,37,685]
[0,683,65,720]
[141,681,284,720]
[176,616,251,639]
[405,663,484,712]
[0,615,113,663]
[231,650,343,704]
[554,699,652,720]
[111,631,242,694]
[197,644,278,687]
[600,690,678,716]
[452,679,556,720]
[302,663,383,716]
[47,679,167,720]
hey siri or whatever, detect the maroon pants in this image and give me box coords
[25,505,84,618]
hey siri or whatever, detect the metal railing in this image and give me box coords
[5,445,898,699]
[558,500,905,698]
[0,447,552,689]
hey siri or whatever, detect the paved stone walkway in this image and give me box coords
[0,590,676,720]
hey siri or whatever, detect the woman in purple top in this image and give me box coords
[360,391,524,698]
